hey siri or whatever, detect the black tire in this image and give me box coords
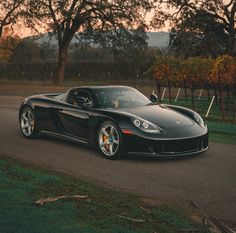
[19,106,39,139]
[97,121,124,160]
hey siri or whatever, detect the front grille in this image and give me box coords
[151,135,208,154]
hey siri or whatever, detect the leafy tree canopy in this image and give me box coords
[152,0,236,56]
[11,40,42,63]
[0,0,25,38]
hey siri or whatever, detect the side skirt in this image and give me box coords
[40,130,89,145]
[128,146,208,158]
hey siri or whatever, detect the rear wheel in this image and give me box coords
[97,121,123,159]
[20,107,38,138]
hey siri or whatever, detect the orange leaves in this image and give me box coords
[184,57,213,89]
[0,36,20,63]
[0,27,20,63]
[153,56,181,83]
[210,55,236,87]
[151,55,236,91]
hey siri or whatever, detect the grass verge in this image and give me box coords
[0,158,208,233]
[207,121,236,144]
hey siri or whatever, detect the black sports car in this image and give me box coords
[19,86,208,159]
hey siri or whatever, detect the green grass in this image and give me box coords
[162,96,235,122]
[207,121,236,144]
[0,158,208,233]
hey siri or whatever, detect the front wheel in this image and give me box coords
[97,121,124,160]
[20,106,39,139]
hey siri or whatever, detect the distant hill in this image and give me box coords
[147,32,169,48]
[27,31,170,48]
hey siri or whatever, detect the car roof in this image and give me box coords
[73,85,134,90]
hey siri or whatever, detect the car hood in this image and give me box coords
[116,105,195,129]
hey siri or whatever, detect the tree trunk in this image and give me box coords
[218,75,225,120]
[54,46,69,84]
[207,88,210,102]
[155,79,161,104]
[184,82,188,102]
[219,90,225,121]
[167,79,172,104]
[191,89,195,110]
[226,90,230,117]
[226,25,235,55]
[214,88,218,105]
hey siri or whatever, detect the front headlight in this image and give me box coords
[131,117,161,134]
[194,113,205,127]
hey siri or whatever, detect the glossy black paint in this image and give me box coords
[19,86,208,157]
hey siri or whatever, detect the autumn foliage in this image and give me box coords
[151,55,236,119]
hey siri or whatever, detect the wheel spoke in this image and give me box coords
[23,114,28,121]
[109,144,114,155]
[26,110,30,119]
[29,112,33,121]
[102,129,109,137]
[26,125,30,134]
[113,140,119,145]
[23,123,28,129]
[110,126,114,136]
[101,141,109,147]
[29,125,33,134]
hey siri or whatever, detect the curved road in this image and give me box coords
[0,96,236,222]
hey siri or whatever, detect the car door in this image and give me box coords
[54,89,93,141]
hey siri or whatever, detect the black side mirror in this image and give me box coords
[74,96,87,107]
[150,91,158,103]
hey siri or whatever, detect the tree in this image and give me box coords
[0,27,20,62]
[26,0,154,83]
[211,55,235,120]
[173,58,189,102]
[183,57,213,110]
[11,39,42,63]
[152,0,236,56]
[79,26,149,75]
[169,10,227,57]
[149,55,213,108]
[40,42,58,62]
[151,56,179,103]
[0,0,25,39]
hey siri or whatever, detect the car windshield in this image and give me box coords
[92,87,152,109]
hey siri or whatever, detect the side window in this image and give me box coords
[70,89,94,107]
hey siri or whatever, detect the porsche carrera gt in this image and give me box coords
[19,86,208,159]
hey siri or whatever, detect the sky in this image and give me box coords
[13,9,169,38]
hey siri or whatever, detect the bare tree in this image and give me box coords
[0,0,25,38]
[26,0,154,83]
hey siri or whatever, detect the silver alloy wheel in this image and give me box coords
[99,124,119,157]
[20,109,35,137]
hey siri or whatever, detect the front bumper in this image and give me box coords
[124,133,209,158]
